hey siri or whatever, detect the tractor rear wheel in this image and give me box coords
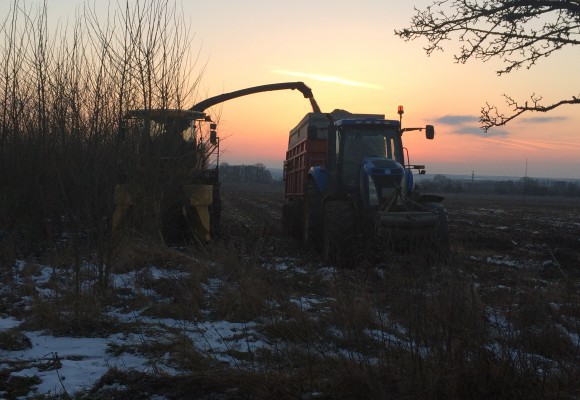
[323,200,354,267]
[302,180,322,249]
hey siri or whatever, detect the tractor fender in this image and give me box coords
[309,166,327,193]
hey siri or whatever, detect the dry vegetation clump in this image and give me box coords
[0,329,31,351]
[135,269,205,320]
[103,236,209,321]
[203,234,279,323]
[10,260,118,337]
[22,298,119,338]
[0,370,41,400]
[213,273,277,322]
[87,368,302,400]
[109,235,205,273]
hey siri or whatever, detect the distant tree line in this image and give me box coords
[219,163,273,184]
[418,175,580,197]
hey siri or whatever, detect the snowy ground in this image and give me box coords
[1,260,269,398]
[1,255,341,398]
[1,318,148,396]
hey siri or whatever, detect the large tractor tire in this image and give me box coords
[323,200,355,267]
[424,202,450,261]
[302,180,322,249]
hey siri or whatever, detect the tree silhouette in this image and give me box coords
[395,0,580,131]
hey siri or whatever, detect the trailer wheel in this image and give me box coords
[303,180,322,249]
[323,200,354,267]
[282,199,303,239]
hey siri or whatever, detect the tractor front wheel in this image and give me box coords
[302,180,322,249]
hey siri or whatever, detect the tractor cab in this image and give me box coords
[334,119,404,187]
[327,119,406,208]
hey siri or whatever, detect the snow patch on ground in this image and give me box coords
[1,327,150,398]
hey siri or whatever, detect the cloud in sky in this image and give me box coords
[436,115,476,125]
[521,116,568,124]
[435,114,508,137]
[272,69,382,90]
[457,126,509,137]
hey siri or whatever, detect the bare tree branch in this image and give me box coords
[480,93,580,131]
[396,0,580,130]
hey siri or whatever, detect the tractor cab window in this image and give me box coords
[149,119,192,142]
[151,118,195,153]
[339,126,403,187]
[385,137,401,161]
[343,133,386,160]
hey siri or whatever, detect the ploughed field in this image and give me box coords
[221,183,580,272]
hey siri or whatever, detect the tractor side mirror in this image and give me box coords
[425,125,435,140]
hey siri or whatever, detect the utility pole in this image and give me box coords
[471,171,474,193]
[523,159,528,205]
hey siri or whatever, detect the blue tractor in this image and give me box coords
[283,108,449,265]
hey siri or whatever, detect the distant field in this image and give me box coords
[221,180,285,193]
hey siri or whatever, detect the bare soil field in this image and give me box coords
[221,183,580,273]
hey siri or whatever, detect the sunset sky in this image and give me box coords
[7,0,580,179]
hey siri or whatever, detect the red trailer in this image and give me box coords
[284,112,329,197]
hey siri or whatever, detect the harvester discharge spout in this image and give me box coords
[190,82,321,113]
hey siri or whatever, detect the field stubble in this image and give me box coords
[216,185,580,398]
[1,183,579,399]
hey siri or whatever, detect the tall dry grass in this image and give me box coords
[0,0,202,268]
[0,1,206,357]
